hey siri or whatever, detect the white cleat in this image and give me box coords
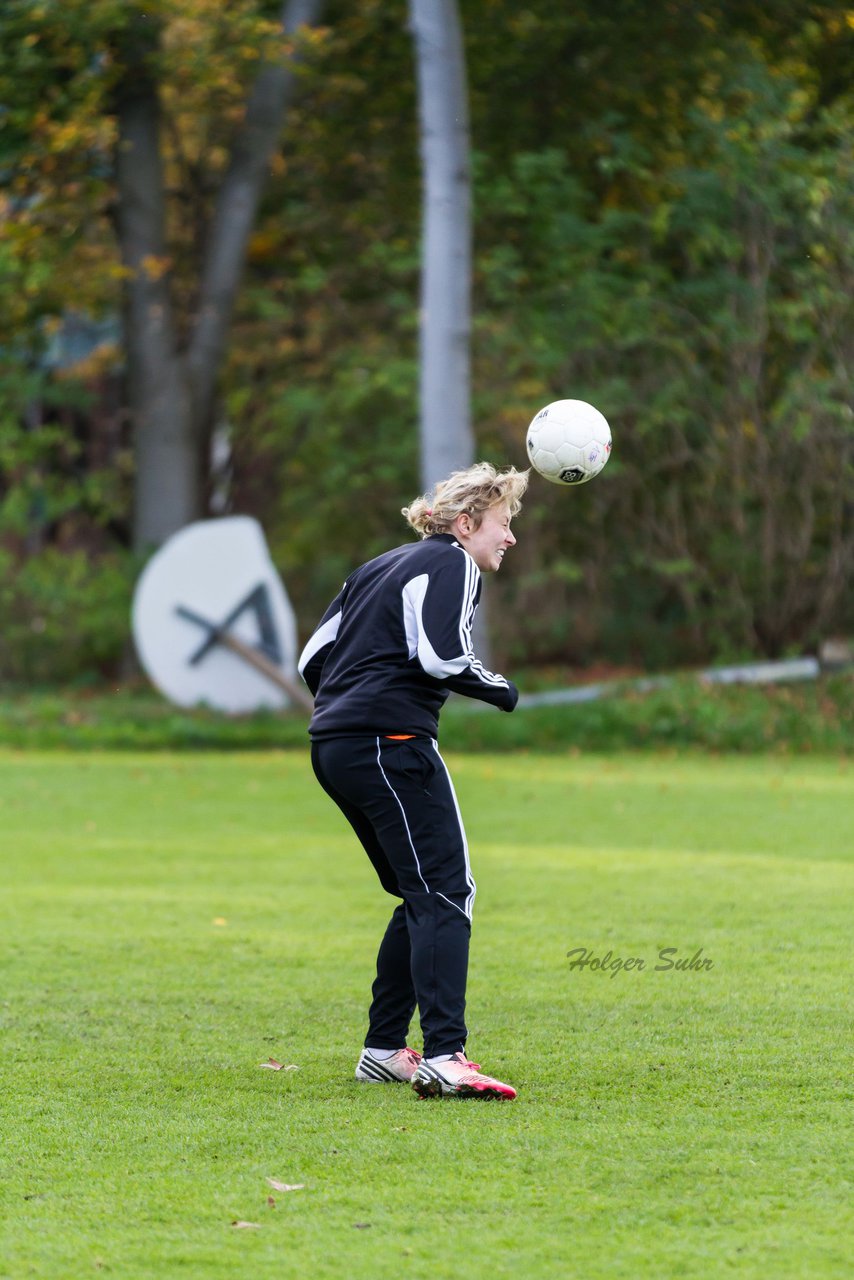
[411,1052,517,1100]
[355,1047,423,1083]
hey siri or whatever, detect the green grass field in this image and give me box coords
[2,749,852,1278]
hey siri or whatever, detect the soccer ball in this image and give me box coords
[526,399,612,485]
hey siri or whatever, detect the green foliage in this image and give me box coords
[446,672,854,755]
[0,406,125,538]
[471,43,853,664]
[0,0,851,679]
[0,674,850,754]
[0,547,134,683]
[223,10,853,666]
[0,358,134,683]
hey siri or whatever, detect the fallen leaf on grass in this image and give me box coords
[259,1058,299,1071]
[231,1221,262,1230]
[267,1196,276,1209]
[266,1179,305,1192]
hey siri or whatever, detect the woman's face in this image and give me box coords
[454,501,516,573]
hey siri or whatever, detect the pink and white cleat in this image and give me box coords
[355,1047,422,1083]
[411,1053,517,1100]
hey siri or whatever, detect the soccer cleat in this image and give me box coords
[355,1047,423,1084]
[411,1052,517,1100]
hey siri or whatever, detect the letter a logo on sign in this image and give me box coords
[132,517,307,713]
[177,584,284,668]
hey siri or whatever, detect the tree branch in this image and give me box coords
[186,0,324,432]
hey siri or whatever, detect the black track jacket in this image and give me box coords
[298,533,518,739]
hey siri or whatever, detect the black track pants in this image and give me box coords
[310,735,474,1058]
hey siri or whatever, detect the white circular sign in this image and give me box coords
[132,517,299,713]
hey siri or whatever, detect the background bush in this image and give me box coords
[1,674,850,756]
[0,3,851,684]
[0,548,134,684]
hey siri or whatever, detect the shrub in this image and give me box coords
[0,548,134,684]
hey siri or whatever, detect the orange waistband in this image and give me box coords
[384,734,415,740]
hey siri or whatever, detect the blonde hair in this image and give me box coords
[402,462,529,538]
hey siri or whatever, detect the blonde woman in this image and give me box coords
[298,462,528,1100]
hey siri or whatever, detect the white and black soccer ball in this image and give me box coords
[526,399,612,485]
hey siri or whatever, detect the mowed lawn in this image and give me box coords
[1,749,852,1279]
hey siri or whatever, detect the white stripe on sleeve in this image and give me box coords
[402,575,469,678]
[297,609,342,677]
[402,571,508,689]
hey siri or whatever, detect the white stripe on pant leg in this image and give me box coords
[430,738,476,920]
[375,737,431,894]
[435,891,471,920]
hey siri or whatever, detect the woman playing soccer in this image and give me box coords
[298,462,527,1099]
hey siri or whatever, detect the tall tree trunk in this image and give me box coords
[408,0,474,490]
[114,34,197,550]
[408,1,491,662]
[114,2,324,552]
